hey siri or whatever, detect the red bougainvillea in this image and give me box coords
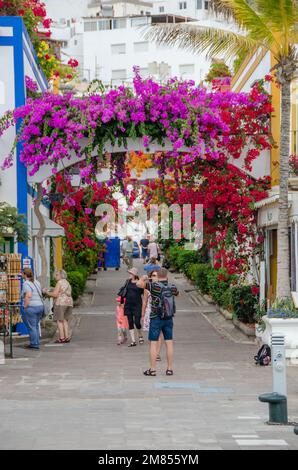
[51,173,116,255]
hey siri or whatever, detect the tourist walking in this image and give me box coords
[22,268,45,350]
[121,236,128,264]
[148,239,161,261]
[44,269,73,344]
[143,268,179,376]
[119,267,144,347]
[140,235,150,264]
[124,236,134,269]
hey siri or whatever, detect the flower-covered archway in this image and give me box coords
[1,70,274,281]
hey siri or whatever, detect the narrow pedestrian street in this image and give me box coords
[0,261,297,450]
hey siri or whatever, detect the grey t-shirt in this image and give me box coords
[125,241,134,254]
[23,280,43,307]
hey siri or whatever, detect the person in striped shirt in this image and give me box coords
[143,268,179,377]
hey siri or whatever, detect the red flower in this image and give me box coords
[18,9,25,15]
[68,58,79,68]
[251,286,260,296]
[43,18,52,29]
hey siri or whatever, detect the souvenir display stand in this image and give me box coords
[0,254,22,358]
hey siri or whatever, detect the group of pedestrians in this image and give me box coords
[121,235,162,269]
[116,262,179,376]
[22,268,73,349]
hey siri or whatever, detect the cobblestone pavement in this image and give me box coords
[0,261,298,450]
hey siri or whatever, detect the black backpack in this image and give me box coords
[254,344,271,366]
[157,282,176,319]
[162,258,171,269]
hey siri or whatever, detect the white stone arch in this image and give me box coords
[27,137,191,184]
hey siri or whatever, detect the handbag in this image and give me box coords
[117,280,129,299]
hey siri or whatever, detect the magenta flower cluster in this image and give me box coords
[1,70,272,178]
[25,76,38,93]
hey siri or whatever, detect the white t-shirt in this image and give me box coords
[148,242,158,258]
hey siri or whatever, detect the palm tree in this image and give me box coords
[146,0,298,299]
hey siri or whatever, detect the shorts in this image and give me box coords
[141,248,148,259]
[53,305,73,322]
[148,316,173,341]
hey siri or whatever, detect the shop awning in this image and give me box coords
[32,213,65,238]
[255,192,296,227]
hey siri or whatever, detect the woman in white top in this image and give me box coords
[44,269,73,344]
[22,268,44,350]
[148,240,160,260]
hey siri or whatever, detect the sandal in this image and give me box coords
[128,342,137,347]
[166,369,174,376]
[64,337,71,343]
[143,369,156,376]
[54,338,65,344]
[156,355,161,361]
[139,336,144,344]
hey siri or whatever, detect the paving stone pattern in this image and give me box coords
[0,261,298,450]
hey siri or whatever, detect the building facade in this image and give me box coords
[0,17,64,279]
[45,0,229,86]
[231,48,298,304]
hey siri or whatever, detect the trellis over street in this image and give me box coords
[27,137,269,184]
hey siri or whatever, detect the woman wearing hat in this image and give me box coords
[120,267,144,347]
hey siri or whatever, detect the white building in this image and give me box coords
[80,13,208,84]
[45,0,230,86]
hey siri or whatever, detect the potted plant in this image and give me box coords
[259,297,298,358]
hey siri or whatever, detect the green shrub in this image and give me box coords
[207,268,236,307]
[167,245,182,268]
[193,264,212,294]
[176,250,200,271]
[67,270,87,300]
[220,288,233,311]
[71,249,98,274]
[184,263,198,281]
[167,245,208,271]
[230,285,259,324]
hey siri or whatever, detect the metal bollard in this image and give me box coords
[258,333,288,424]
[295,427,298,435]
[271,333,287,396]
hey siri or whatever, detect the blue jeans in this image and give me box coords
[23,305,44,348]
[148,316,174,341]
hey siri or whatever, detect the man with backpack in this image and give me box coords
[143,268,179,377]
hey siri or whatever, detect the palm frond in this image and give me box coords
[255,0,298,33]
[220,0,278,46]
[208,0,237,20]
[144,24,262,61]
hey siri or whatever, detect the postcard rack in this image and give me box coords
[0,254,22,358]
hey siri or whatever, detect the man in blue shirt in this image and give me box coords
[140,235,150,264]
